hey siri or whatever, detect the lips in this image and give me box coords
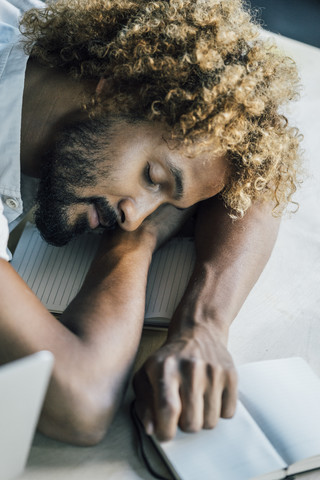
[89,200,118,230]
[87,203,100,229]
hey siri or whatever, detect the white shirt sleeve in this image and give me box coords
[0,197,10,261]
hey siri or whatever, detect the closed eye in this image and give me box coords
[145,162,157,187]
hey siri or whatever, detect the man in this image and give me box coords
[0,0,300,445]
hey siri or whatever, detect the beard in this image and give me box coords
[34,117,118,246]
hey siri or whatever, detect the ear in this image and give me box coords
[96,78,108,95]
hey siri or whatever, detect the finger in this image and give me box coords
[178,358,206,432]
[133,369,155,435]
[203,364,224,429]
[221,368,238,418]
[147,356,182,441]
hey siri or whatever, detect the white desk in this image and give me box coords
[22,33,320,480]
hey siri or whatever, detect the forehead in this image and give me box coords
[106,118,171,151]
[107,117,221,163]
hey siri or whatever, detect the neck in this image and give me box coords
[20,57,95,177]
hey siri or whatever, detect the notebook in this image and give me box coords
[11,222,196,327]
[145,357,320,480]
[0,351,54,480]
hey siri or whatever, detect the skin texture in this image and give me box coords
[134,197,280,440]
[0,205,192,444]
[0,58,281,444]
[35,119,229,235]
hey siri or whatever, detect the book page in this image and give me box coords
[145,237,195,324]
[11,223,195,323]
[239,357,320,467]
[11,223,100,312]
[155,401,287,480]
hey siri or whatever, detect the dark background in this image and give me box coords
[248,0,320,48]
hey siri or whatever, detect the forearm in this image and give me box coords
[62,229,154,344]
[168,196,280,341]
[134,197,281,439]
[134,198,279,440]
[46,229,155,441]
[0,229,155,444]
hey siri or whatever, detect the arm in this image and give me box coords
[0,204,190,445]
[0,228,154,444]
[134,196,280,440]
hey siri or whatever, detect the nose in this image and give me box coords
[118,196,161,232]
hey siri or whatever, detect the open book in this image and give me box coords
[11,222,195,327]
[146,357,320,480]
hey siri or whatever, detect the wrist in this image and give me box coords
[168,306,230,346]
[167,263,232,344]
[99,227,156,258]
[167,319,230,352]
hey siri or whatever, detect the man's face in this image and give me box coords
[35,117,229,246]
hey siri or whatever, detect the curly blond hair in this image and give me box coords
[21,0,302,217]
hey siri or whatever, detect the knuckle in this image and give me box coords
[213,363,223,377]
[226,366,238,386]
[189,356,204,369]
[180,357,205,380]
[162,355,178,375]
[206,363,238,386]
[158,397,180,417]
[144,354,176,379]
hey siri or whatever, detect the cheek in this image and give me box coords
[199,172,220,195]
[92,171,139,199]
[64,204,88,222]
[201,160,229,195]
[185,164,228,204]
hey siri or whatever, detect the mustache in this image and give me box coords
[49,191,118,229]
[89,197,118,229]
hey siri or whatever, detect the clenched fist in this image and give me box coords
[133,324,237,441]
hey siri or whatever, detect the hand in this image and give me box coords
[139,203,196,250]
[133,324,237,441]
[96,204,195,259]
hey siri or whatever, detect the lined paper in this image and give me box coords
[11,223,195,326]
[145,237,195,323]
[11,224,100,312]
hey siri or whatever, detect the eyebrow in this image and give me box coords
[168,161,184,200]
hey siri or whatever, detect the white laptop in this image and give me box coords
[0,351,54,480]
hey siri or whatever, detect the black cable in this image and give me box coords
[130,401,172,480]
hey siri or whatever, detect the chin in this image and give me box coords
[35,208,90,247]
